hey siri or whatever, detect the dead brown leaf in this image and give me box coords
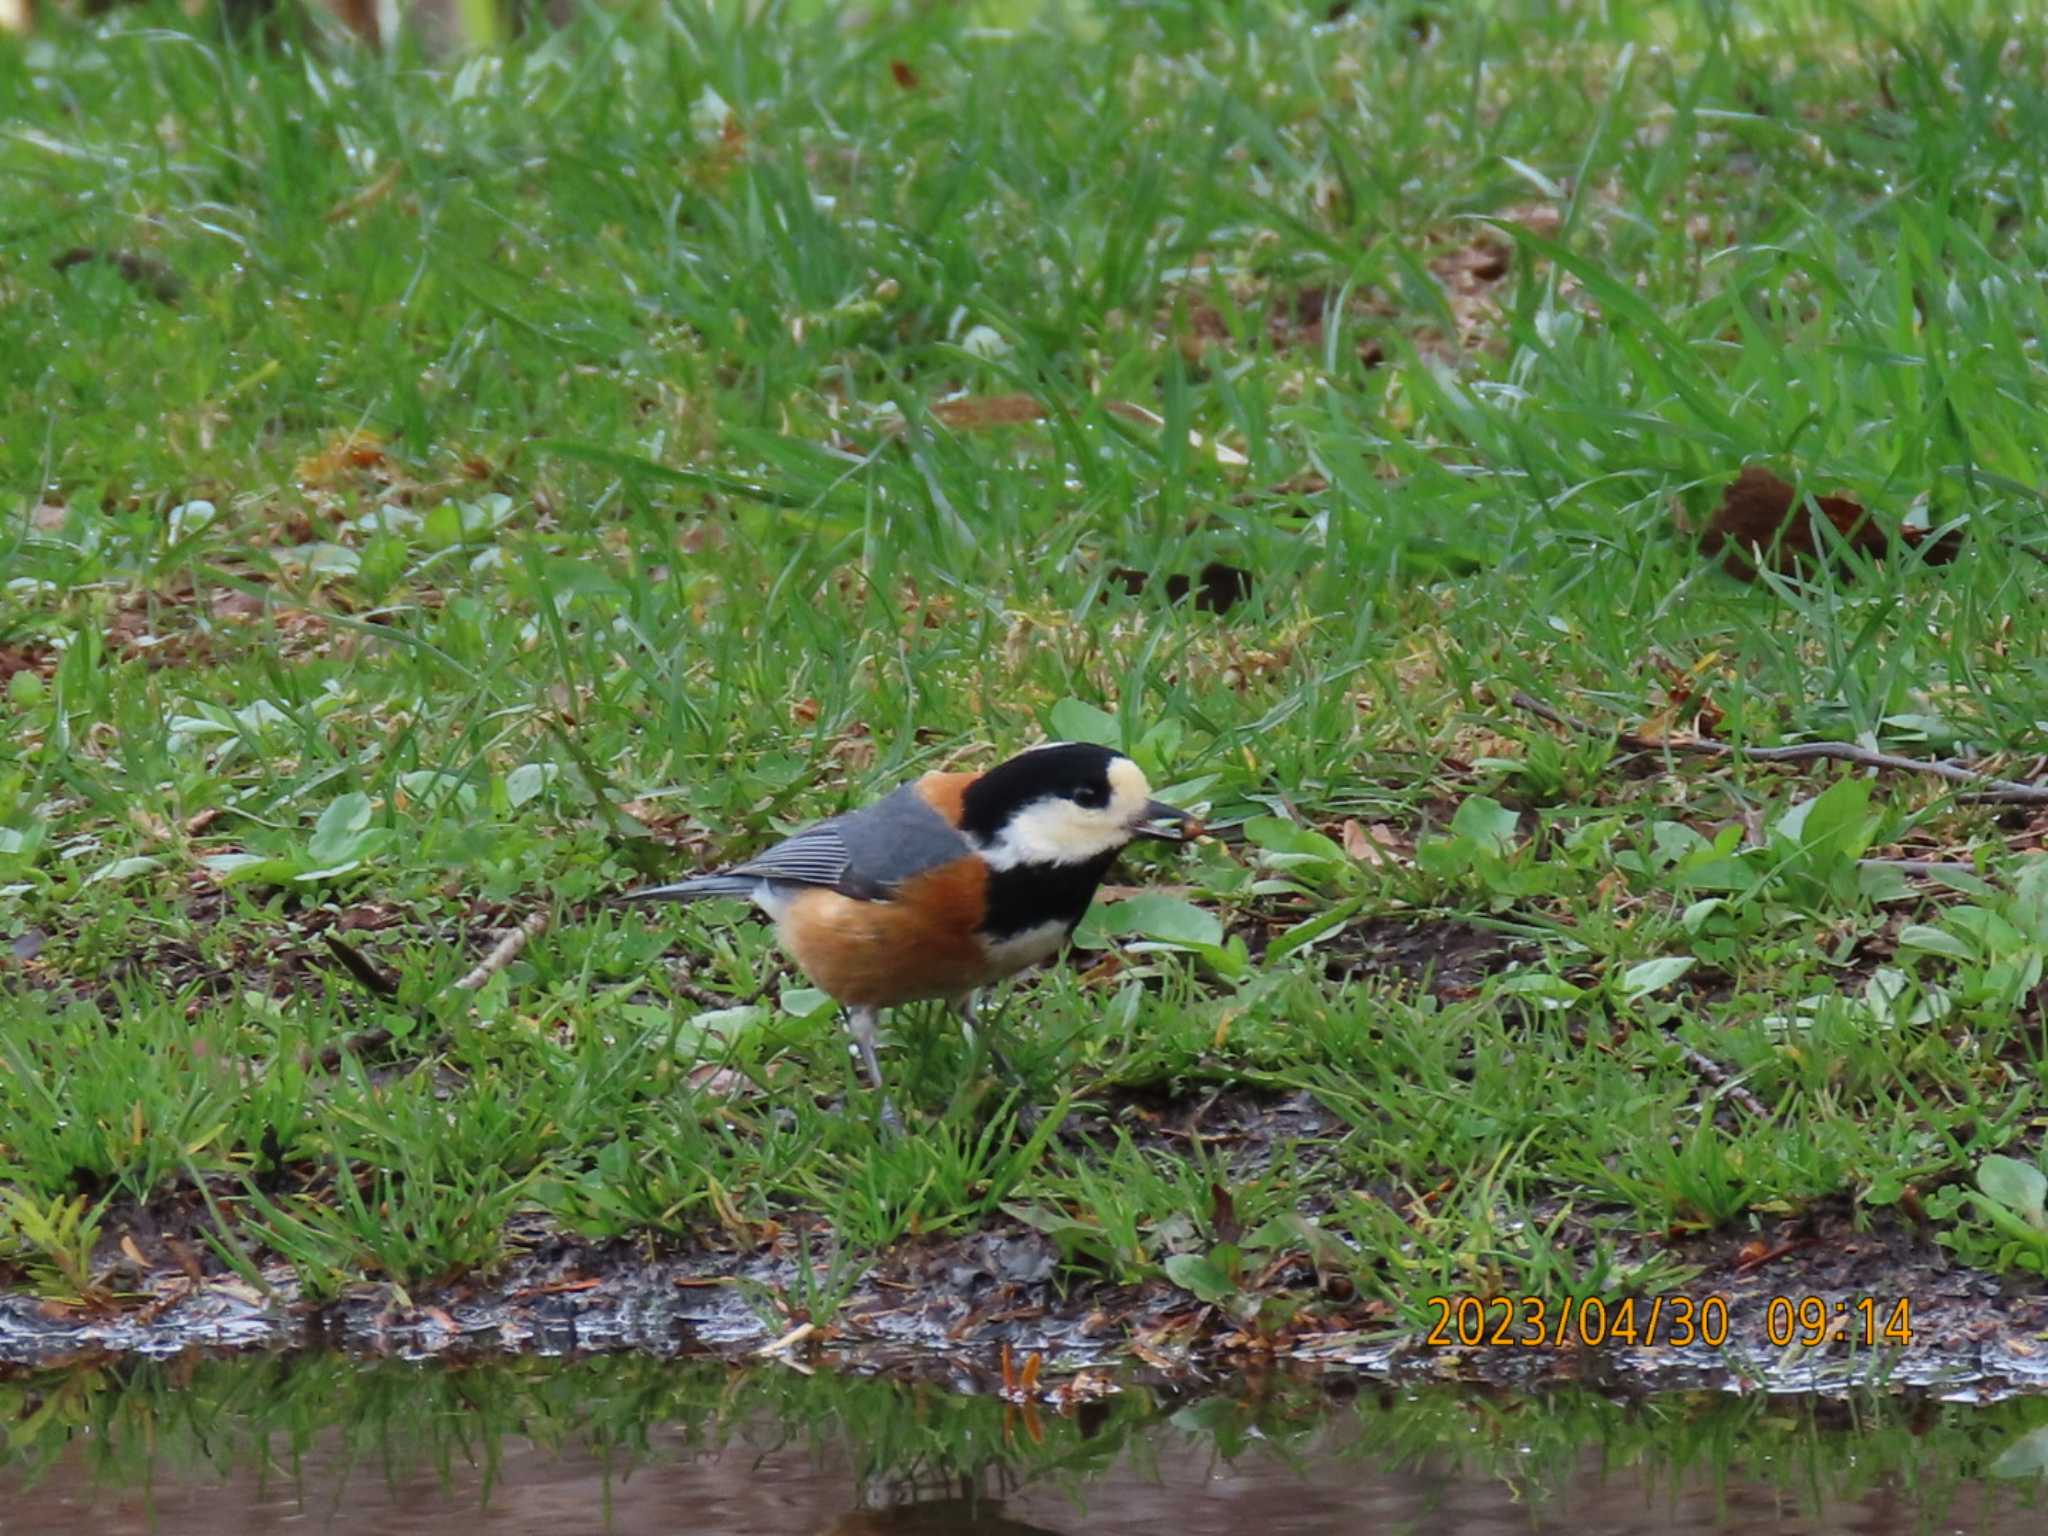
[1435,235,1512,289]
[1109,561,1254,613]
[208,590,267,622]
[295,430,391,490]
[1340,819,1408,866]
[51,246,184,304]
[0,643,54,683]
[1635,652,1728,745]
[826,723,876,772]
[1175,284,1388,371]
[1699,466,1964,580]
[104,605,209,669]
[323,163,403,224]
[1076,953,1126,988]
[128,807,173,844]
[928,393,1047,429]
[685,1064,756,1100]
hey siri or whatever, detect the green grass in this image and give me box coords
[6,0,2048,1327]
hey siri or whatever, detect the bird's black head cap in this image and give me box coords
[957,742,1122,842]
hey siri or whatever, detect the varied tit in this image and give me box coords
[622,741,1198,1123]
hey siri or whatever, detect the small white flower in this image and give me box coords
[960,324,1009,360]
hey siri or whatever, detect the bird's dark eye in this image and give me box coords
[1073,783,1110,810]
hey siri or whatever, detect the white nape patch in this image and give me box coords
[981,918,1072,975]
[977,755,1157,871]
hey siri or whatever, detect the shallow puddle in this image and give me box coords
[5,1354,2048,1533]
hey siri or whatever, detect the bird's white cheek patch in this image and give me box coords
[981,919,1071,975]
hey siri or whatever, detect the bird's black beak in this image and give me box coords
[1131,799,1200,842]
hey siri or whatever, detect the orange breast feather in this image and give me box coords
[775,856,994,1007]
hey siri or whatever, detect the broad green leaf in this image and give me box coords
[505,763,556,810]
[308,793,374,866]
[1618,956,1695,1002]
[1898,924,1977,961]
[687,1005,769,1040]
[1243,816,1345,862]
[84,855,162,886]
[398,770,473,812]
[1048,697,1120,747]
[202,852,287,882]
[1448,794,1519,856]
[1772,776,1875,868]
[232,699,292,734]
[1135,716,1183,773]
[1680,898,1730,933]
[423,494,516,550]
[2012,859,2048,945]
[778,986,835,1019]
[294,860,364,882]
[1650,820,1711,864]
[1267,898,1365,963]
[1091,893,1224,949]
[1856,862,1912,903]
[1162,1251,1237,1304]
[1945,906,2027,954]
[1496,971,1584,1008]
[1978,1155,2048,1230]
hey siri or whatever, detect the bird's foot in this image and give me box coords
[877,1094,905,1137]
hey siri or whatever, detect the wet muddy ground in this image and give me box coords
[6,1169,2047,1402]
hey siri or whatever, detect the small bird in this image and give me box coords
[623,741,1197,1121]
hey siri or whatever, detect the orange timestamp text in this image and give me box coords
[1423,1294,1917,1349]
[1764,1295,1914,1348]
[1425,1294,1730,1349]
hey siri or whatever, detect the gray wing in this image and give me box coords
[726,782,972,900]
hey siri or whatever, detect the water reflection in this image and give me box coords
[2,1353,2045,1533]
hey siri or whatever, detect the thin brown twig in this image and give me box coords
[666,962,764,1011]
[1511,691,2048,804]
[321,933,399,997]
[1677,1042,1772,1121]
[453,910,550,992]
[311,910,550,1072]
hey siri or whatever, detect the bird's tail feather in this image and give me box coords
[619,874,759,902]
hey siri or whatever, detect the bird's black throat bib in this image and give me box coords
[978,851,1121,941]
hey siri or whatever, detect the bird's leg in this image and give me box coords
[953,991,1031,1112]
[843,1005,903,1134]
